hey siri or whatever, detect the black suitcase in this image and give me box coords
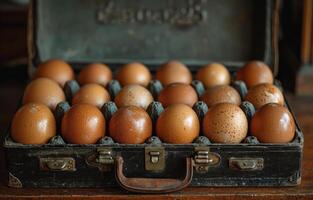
[3,0,303,193]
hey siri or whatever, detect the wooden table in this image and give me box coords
[0,78,312,199]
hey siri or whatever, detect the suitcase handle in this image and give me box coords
[115,155,193,193]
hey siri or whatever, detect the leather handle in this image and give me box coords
[115,155,193,194]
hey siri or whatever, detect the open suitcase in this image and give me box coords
[3,0,303,193]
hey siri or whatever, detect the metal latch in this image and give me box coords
[85,148,114,172]
[193,147,220,173]
[39,157,76,171]
[97,148,114,165]
[145,146,165,171]
[229,157,264,171]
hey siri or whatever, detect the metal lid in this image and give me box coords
[30,0,276,71]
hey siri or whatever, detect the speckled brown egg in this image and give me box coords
[114,84,153,109]
[203,103,248,143]
[22,78,66,110]
[11,103,56,144]
[245,83,284,109]
[109,106,152,144]
[116,62,151,87]
[78,63,112,87]
[61,104,105,144]
[72,84,110,108]
[33,59,74,87]
[156,60,192,86]
[251,103,295,143]
[236,60,274,88]
[196,63,231,88]
[158,83,198,107]
[201,85,241,108]
[156,104,199,144]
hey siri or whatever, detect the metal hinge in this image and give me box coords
[97,148,114,165]
[145,146,165,171]
[86,148,114,172]
[39,157,76,171]
[229,157,264,171]
[193,147,220,173]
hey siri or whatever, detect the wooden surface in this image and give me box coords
[0,79,313,199]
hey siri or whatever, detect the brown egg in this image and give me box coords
[203,103,248,143]
[201,85,241,108]
[61,104,105,144]
[33,59,74,86]
[72,84,110,108]
[251,103,295,143]
[109,106,152,144]
[237,60,274,88]
[196,63,231,88]
[23,78,66,110]
[245,83,284,109]
[116,62,151,86]
[11,103,56,144]
[158,83,198,107]
[114,84,153,109]
[156,104,199,144]
[78,63,112,87]
[156,60,192,86]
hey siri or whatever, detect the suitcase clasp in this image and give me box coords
[97,148,114,165]
[229,157,264,171]
[85,148,114,172]
[145,146,165,171]
[193,147,220,173]
[39,157,76,171]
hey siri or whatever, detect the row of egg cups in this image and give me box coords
[32,59,274,94]
[8,78,298,146]
[32,59,235,89]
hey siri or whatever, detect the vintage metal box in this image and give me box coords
[3,0,303,193]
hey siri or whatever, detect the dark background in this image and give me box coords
[0,4,308,115]
[0,0,307,93]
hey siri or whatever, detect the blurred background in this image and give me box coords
[0,0,312,129]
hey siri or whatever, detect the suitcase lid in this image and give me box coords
[29,0,279,73]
